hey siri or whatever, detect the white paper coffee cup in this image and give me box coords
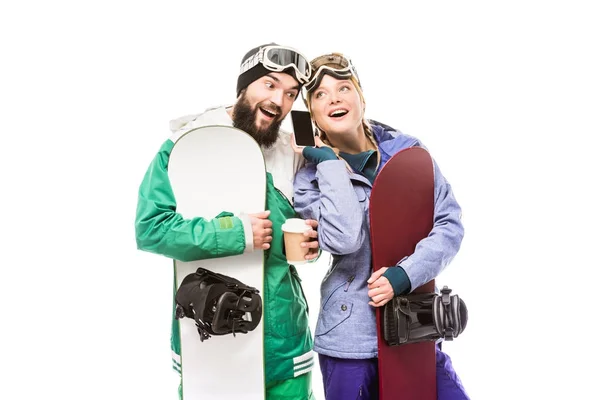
[282,218,311,265]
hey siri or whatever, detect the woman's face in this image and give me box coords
[309,74,365,142]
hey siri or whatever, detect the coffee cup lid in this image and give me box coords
[282,218,310,233]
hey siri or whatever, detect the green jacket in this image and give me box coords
[135,134,313,384]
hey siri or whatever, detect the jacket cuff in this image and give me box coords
[211,212,247,256]
[238,213,254,253]
[382,266,411,296]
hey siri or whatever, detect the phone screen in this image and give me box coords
[291,110,316,147]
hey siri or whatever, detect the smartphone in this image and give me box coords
[291,110,316,147]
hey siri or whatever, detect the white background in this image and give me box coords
[1,1,599,399]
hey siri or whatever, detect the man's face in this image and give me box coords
[232,72,300,148]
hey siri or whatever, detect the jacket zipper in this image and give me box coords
[344,275,355,292]
[290,267,309,315]
[274,187,294,209]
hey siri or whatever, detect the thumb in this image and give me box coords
[250,210,271,219]
[367,268,386,284]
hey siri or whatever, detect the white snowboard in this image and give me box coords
[168,125,266,399]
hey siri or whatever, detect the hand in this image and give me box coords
[249,210,273,250]
[291,135,336,161]
[291,131,304,155]
[301,137,337,164]
[367,267,394,307]
[291,131,324,152]
[301,219,319,261]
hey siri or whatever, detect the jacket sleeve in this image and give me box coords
[293,160,366,255]
[399,159,464,290]
[135,140,247,262]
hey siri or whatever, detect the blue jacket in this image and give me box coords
[293,121,464,359]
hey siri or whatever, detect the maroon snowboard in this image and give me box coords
[370,147,436,400]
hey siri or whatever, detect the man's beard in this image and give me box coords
[232,94,282,149]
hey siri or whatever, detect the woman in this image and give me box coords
[293,53,469,399]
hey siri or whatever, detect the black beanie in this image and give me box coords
[236,43,298,97]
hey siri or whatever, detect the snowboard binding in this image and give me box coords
[383,286,467,346]
[175,267,262,342]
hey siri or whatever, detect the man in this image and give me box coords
[135,43,318,399]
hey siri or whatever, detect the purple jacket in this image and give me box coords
[293,121,464,359]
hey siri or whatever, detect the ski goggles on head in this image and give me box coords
[240,45,312,85]
[304,53,361,94]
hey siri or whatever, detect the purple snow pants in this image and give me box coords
[318,345,470,400]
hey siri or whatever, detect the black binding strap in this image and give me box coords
[383,286,468,347]
[175,267,262,342]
